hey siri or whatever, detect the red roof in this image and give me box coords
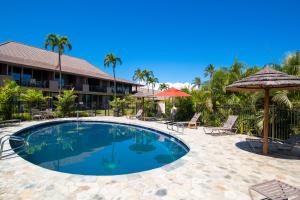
[0,41,140,86]
[155,87,191,97]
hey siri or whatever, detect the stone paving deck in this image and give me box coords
[0,116,299,200]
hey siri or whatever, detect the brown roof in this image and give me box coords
[226,67,300,92]
[134,88,166,100]
[0,41,140,85]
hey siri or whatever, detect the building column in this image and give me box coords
[6,64,8,75]
[20,66,23,85]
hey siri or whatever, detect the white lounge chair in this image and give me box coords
[168,112,201,132]
[249,179,300,200]
[127,109,143,120]
[204,115,238,135]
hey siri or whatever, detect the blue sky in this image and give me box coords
[0,0,299,84]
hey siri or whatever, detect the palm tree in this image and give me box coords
[104,53,122,98]
[192,77,201,90]
[147,76,159,96]
[283,52,300,76]
[44,33,72,95]
[147,76,159,107]
[132,68,144,84]
[142,69,154,92]
[204,64,215,79]
[159,83,169,91]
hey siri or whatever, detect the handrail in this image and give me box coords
[0,135,25,159]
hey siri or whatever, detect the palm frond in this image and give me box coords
[272,90,293,109]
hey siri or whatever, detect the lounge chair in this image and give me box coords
[246,134,300,152]
[127,109,143,120]
[245,137,274,152]
[31,109,43,120]
[168,113,201,132]
[249,179,300,200]
[43,109,55,119]
[0,119,21,126]
[274,134,300,151]
[143,111,164,121]
[204,115,238,135]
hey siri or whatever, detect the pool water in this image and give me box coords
[11,121,189,175]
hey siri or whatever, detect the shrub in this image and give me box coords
[20,89,49,111]
[54,89,77,117]
[110,97,127,116]
[174,97,194,121]
[0,80,21,120]
[12,113,31,121]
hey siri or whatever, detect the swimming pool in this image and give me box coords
[10,121,189,175]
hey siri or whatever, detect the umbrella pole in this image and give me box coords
[142,97,144,120]
[263,89,269,154]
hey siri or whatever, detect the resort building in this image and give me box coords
[0,41,140,108]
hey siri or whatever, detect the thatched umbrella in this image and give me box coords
[226,67,300,154]
[132,91,154,116]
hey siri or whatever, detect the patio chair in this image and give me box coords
[169,112,201,132]
[246,134,300,152]
[274,134,300,151]
[143,111,164,121]
[204,115,238,135]
[0,119,21,126]
[245,137,272,152]
[42,109,55,119]
[31,109,43,120]
[127,109,143,120]
[249,179,300,200]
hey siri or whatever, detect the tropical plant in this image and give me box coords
[159,83,169,91]
[147,76,158,96]
[132,68,145,84]
[192,77,201,90]
[104,53,122,97]
[272,90,293,109]
[228,58,244,83]
[109,97,127,116]
[0,80,21,120]
[20,89,49,111]
[142,69,154,91]
[283,52,300,76]
[204,64,215,78]
[44,33,72,95]
[54,89,77,117]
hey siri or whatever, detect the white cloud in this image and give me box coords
[165,82,193,90]
[141,81,192,90]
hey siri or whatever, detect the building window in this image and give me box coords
[22,68,32,86]
[0,63,8,75]
[12,66,21,84]
[55,73,65,86]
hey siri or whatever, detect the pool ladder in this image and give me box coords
[0,135,26,160]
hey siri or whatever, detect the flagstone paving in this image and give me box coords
[0,116,299,200]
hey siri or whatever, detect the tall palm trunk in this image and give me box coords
[152,84,155,111]
[58,52,62,95]
[113,67,116,98]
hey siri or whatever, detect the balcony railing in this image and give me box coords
[90,86,107,93]
[20,80,47,88]
[4,78,134,95]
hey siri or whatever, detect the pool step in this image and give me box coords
[0,135,26,160]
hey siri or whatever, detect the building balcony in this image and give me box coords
[90,85,107,93]
[0,76,134,95]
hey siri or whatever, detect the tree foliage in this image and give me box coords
[0,80,21,120]
[21,89,49,110]
[44,33,72,94]
[54,89,77,117]
[104,53,122,98]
